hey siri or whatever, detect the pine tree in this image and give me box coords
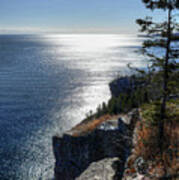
[102,102,108,114]
[136,0,179,152]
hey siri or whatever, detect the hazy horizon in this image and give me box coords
[0,0,165,34]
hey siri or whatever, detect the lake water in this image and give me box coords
[0,34,144,179]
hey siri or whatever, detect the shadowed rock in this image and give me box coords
[52,109,139,180]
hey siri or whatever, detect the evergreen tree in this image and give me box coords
[102,102,108,114]
[96,105,102,118]
[136,0,179,152]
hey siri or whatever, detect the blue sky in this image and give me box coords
[0,0,165,34]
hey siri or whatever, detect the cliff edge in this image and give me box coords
[52,109,139,180]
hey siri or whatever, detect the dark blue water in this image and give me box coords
[0,34,143,179]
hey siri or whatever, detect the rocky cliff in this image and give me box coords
[52,109,140,180]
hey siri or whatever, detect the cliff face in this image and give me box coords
[53,129,122,180]
[109,76,146,98]
[52,110,139,180]
[109,77,134,97]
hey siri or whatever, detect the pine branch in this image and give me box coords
[143,39,167,48]
[136,18,169,35]
[170,49,179,58]
[142,0,179,10]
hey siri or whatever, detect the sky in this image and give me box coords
[0,0,166,34]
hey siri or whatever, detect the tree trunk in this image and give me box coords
[159,7,172,154]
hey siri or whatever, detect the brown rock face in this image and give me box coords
[122,109,179,180]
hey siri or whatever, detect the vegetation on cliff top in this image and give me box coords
[141,99,179,125]
[124,99,179,179]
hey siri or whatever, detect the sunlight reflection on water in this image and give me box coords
[0,34,145,179]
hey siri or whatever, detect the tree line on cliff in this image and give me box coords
[86,0,179,156]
